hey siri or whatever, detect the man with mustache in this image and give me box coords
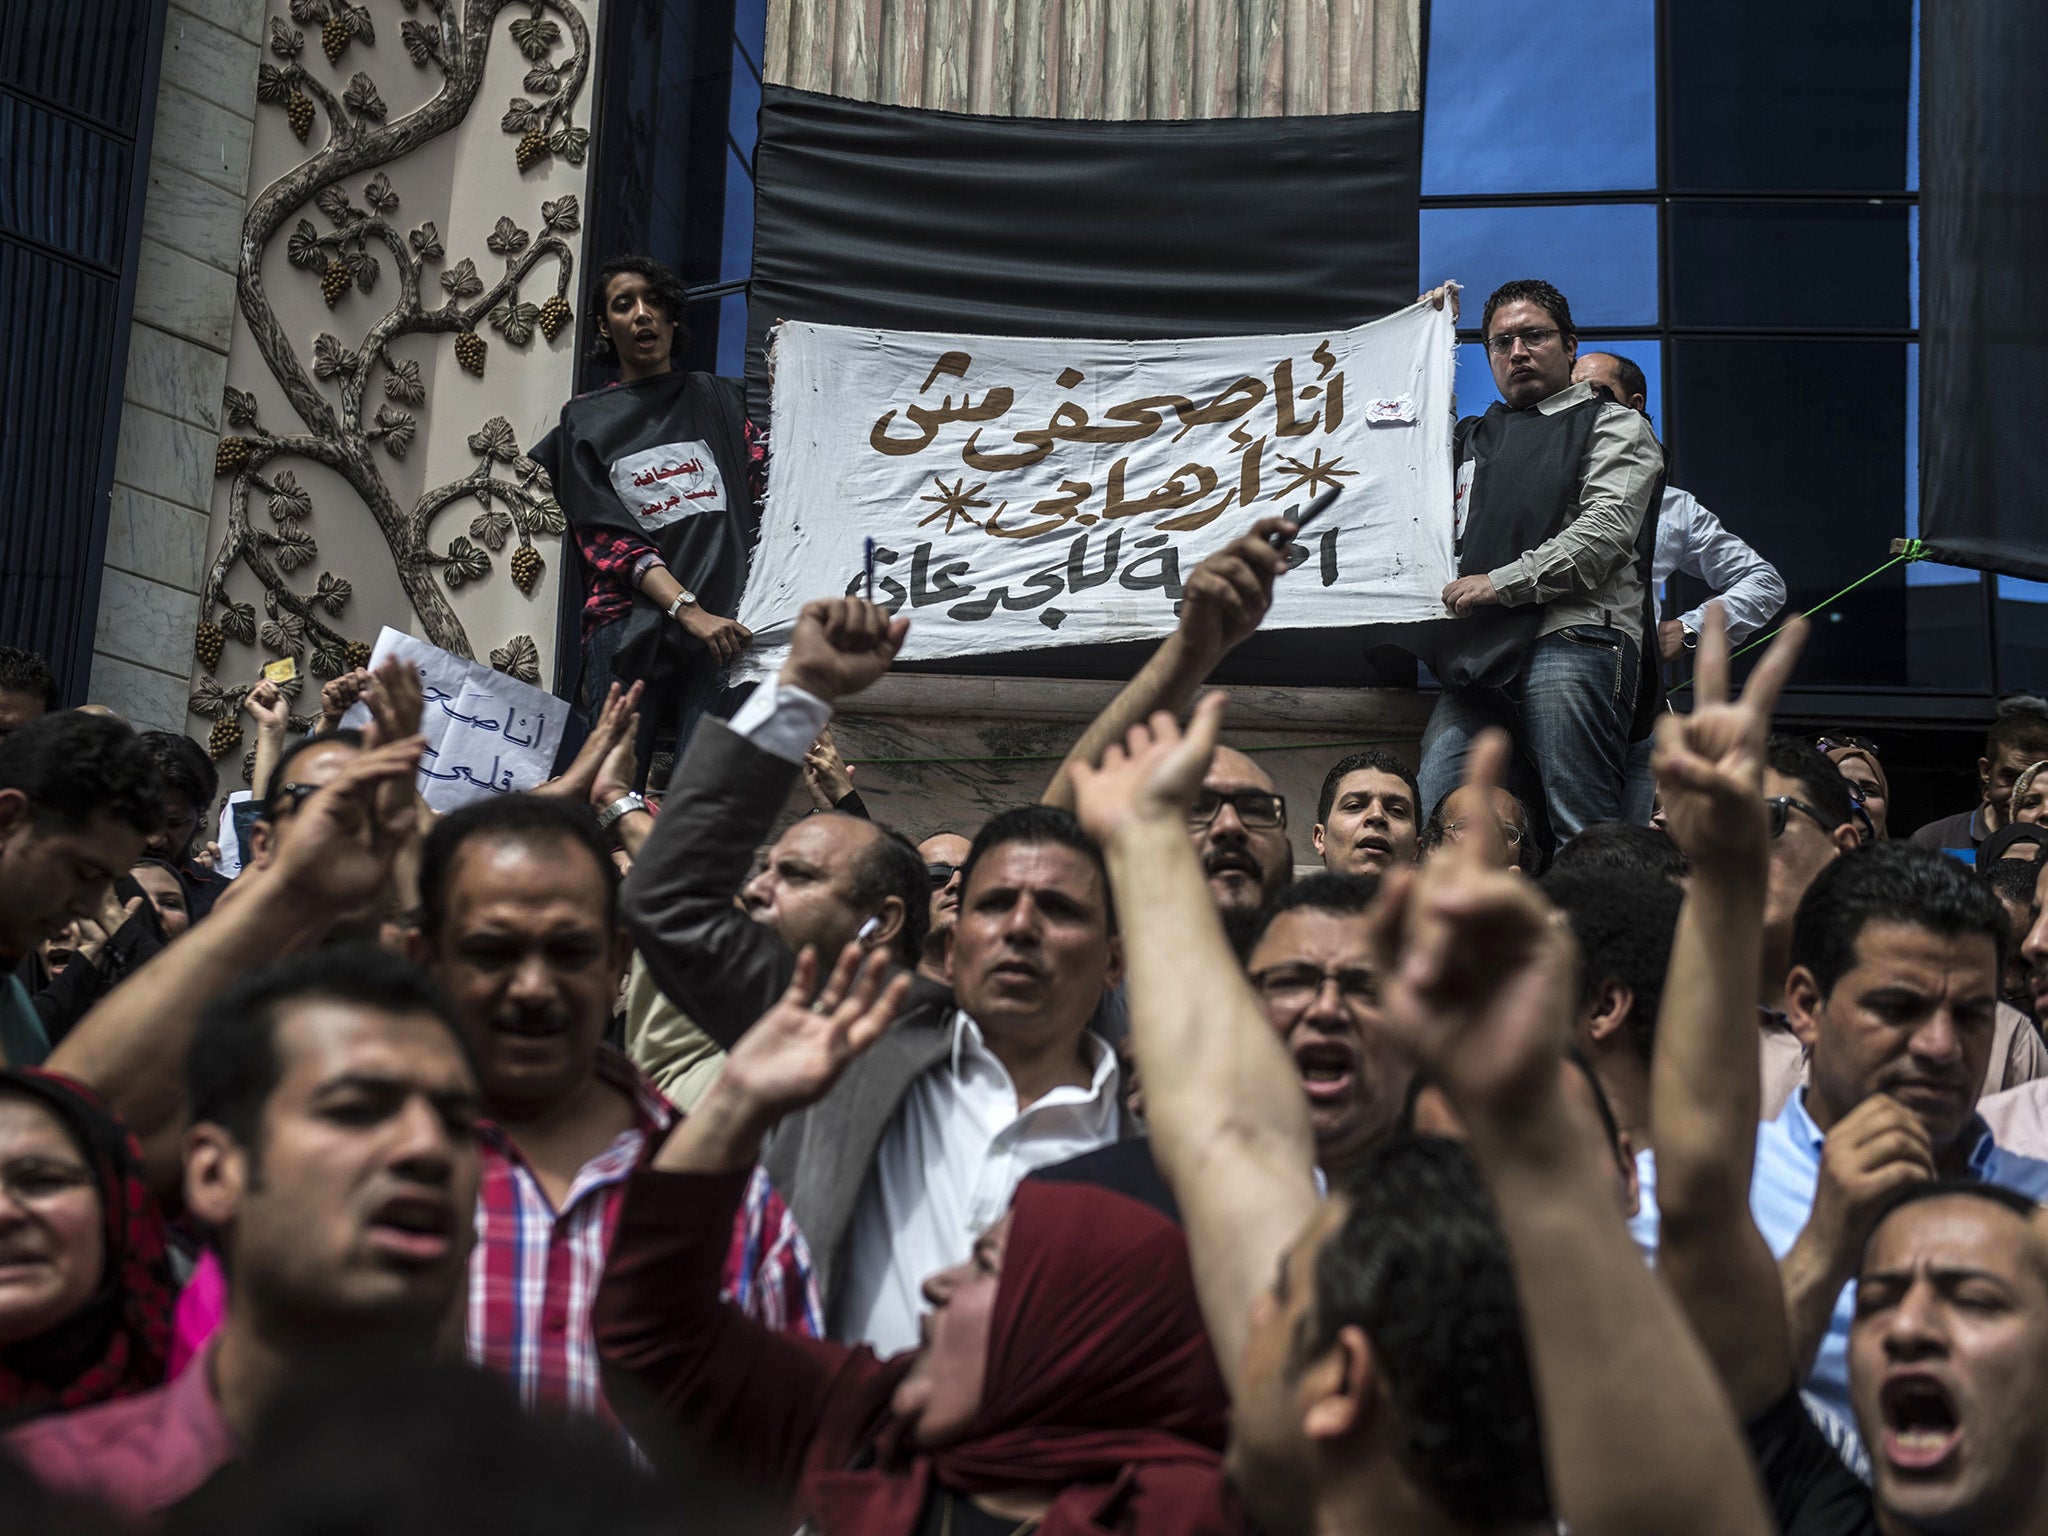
[623,599,1131,1352]
[407,796,823,1429]
[1752,841,2048,1455]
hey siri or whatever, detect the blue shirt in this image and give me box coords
[1750,1089,2048,1458]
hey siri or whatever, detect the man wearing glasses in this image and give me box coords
[915,831,972,985]
[1416,279,1665,859]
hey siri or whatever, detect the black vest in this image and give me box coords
[532,371,755,706]
[1416,395,1603,690]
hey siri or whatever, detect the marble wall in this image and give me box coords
[88,0,264,733]
[762,674,1431,872]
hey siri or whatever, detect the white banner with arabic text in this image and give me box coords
[734,301,1458,678]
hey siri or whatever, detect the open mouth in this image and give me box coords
[1292,1037,1358,1104]
[1353,835,1393,860]
[1880,1374,1962,1473]
[367,1195,455,1265]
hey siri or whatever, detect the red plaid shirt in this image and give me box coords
[576,415,769,641]
[466,1046,820,1427]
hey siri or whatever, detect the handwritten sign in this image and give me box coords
[340,628,571,813]
[732,299,1458,679]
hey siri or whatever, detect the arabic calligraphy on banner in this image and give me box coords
[732,299,1458,679]
[340,627,570,813]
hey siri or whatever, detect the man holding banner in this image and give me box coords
[1416,279,1665,854]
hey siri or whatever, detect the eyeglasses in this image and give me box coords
[925,862,960,890]
[267,781,323,819]
[1250,964,1378,1011]
[0,1157,95,1207]
[1766,796,1836,839]
[1442,818,1524,847]
[1485,326,1561,357]
[1813,735,1880,759]
[1188,790,1288,830]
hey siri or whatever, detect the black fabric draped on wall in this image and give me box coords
[740,84,1422,684]
[1920,0,2048,582]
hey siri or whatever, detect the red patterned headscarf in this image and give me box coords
[0,1069,174,1421]
[805,1181,1245,1536]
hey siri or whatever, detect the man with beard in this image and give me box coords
[1653,610,2048,1536]
[1070,700,1773,1536]
[916,831,972,986]
[1190,747,1297,955]
[407,796,822,1427]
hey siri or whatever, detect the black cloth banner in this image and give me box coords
[743,84,1422,685]
[1920,0,2048,583]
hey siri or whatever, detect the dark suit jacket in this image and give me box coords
[619,721,958,1323]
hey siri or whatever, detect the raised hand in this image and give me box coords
[1652,604,1809,872]
[245,679,291,737]
[1361,731,1577,1122]
[802,725,857,810]
[270,736,425,914]
[591,712,642,810]
[1069,692,1229,848]
[360,656,424,748]
[318,667,372,731]
[778,597,911,704]
[1177,519,1294,665]
[716,942,909,1121]
[539,680,644,803]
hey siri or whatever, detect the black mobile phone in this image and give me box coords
[1268,486,1342,548]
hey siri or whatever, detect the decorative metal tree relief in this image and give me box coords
[194,0,590,766]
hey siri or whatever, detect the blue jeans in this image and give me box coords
[1621,735,1657,826]
[1418,624,1641,858]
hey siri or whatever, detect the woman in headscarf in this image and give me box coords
[596,949,1244,1536]
[1815,734,1890,841]
[2012,760,2048,827]
[0,1069,174,1423]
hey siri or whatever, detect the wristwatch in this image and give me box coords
[1680,625,1700,651]
[665,588,698,620]
[596,792,648,831]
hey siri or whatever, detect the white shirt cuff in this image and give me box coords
[725,679,832,765]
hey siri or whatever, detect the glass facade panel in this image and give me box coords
[1422,203,1658,329]
[1667,0,1913,192]
[1668,202,1912,330]
[1421,0,1655,195]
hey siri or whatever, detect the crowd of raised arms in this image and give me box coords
[3,271,2048,1536]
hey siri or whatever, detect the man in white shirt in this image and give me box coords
[1572,352,1788,824]
[621,599,1130,1352]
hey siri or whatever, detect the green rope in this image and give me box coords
[845,544,1935,761]
[1667,541,1926,694]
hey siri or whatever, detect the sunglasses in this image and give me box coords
[1766,796,1836,839]
[266,781,322,819]
[1813,734,1880,759]
[925,862,961,890]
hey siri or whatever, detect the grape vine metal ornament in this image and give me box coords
[193,0,589,772]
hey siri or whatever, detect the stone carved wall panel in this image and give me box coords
[186,0,598,776]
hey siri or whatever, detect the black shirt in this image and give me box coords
[1748,1390,1879,1536]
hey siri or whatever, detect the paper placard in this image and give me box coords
[340,628,570,813]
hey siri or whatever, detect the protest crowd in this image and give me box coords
[9,264,2048,1536]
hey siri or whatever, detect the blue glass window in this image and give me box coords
[1668,203,1911,330]
[1423,204,1658,329]
[1422,0,1655,195]
[1455,338,1663,426]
